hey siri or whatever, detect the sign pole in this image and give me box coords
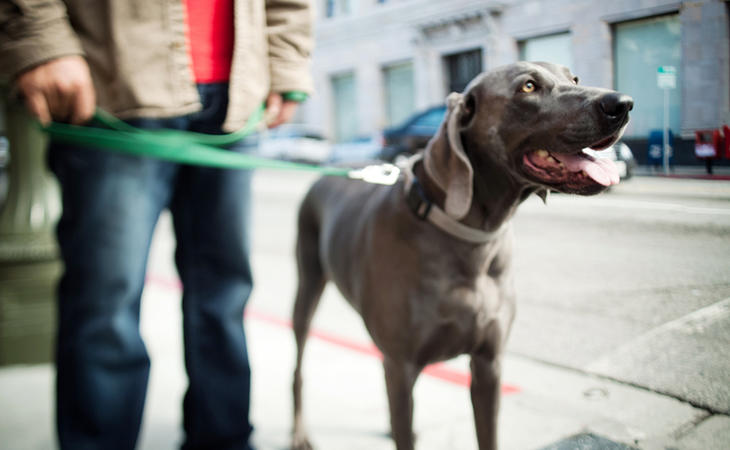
[663,87,669,175]
[657,65,676,175]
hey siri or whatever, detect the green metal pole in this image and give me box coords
[0,86,62,366]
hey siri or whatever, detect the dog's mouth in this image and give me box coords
[588,135,616,151]
[521,142,620,194]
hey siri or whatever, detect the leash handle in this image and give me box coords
[91,105,265,147]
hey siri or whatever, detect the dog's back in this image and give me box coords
[296,175,406,315]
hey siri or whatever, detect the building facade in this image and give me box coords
[300,0,730,165]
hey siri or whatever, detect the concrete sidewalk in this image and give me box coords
[1,173,729,450]
[1,270,727,450]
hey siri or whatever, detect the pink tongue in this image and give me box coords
[551,151,620,186]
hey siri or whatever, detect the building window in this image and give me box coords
[383,62,415,127]
[519,32,573,69]
[325,0,352,18]
[444,49,483,94]
[614,14,681,138]
[331,72,358,142]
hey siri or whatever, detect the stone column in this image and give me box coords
[0,92,62,365]
[680,0,730,133]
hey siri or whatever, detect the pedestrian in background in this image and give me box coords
[0,0,313,448]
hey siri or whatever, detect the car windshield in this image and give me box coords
[266,126,324,140]
[411,107,446,128]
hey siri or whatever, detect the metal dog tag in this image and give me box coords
[348,164,401,185]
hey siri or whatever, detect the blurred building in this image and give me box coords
[298,0,730,165]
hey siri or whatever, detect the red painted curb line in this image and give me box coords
[145,274,521,394]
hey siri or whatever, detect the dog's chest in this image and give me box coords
[406,241,514,361]
[411,273,511,364]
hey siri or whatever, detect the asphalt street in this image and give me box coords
[1,169,728,450]
[244,169,730,446]
[250,170,730,408]
[507,176,730,415]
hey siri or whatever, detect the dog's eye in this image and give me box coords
[522,81,536,93]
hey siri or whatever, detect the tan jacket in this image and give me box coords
[0,0,314,131]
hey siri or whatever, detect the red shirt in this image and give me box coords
[184,0,234,83]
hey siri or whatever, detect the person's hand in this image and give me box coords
[15,55,96,125]
[265,92,299,128]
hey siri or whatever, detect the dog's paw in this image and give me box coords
[291,434,314,450]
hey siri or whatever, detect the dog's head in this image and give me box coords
[423,61,633,219]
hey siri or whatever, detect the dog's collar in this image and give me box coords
[402,155,506,244]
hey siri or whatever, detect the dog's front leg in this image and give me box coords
[470,354,502,450]
[383,357,419,450]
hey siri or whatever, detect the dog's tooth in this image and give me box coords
[536,149,549,158]
[546,155,557,164]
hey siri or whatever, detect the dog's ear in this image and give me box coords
[423,92,474,220]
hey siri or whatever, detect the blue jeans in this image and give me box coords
[49,84,255,450]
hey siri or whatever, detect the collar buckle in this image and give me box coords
[406,177,433,220]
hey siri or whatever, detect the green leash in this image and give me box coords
[42,106,400,185]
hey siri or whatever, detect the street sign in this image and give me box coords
[657,66,676,89]
[657,66,676,175]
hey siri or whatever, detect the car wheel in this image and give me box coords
[624,164,633,180]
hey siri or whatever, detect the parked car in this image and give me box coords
[328,134,384,164]
[608,141,637,179]
[381,105,446,162]
[584,141,637,180]
[256,124,331,164]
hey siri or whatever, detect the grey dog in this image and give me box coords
[290,61,633,450]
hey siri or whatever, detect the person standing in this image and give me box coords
[0,1,313,449]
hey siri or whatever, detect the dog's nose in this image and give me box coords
[599,93,634,119]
